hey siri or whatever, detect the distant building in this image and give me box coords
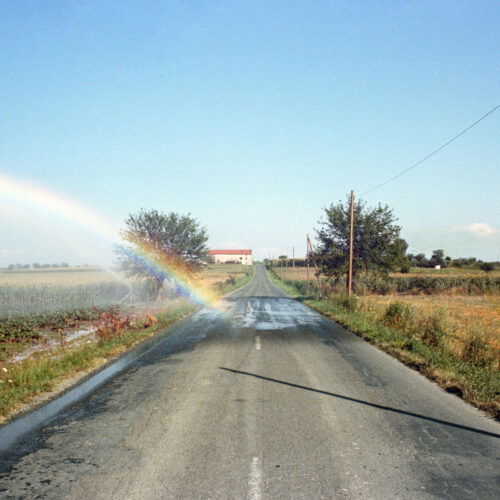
[207,249,253,265]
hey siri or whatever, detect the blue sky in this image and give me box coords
[1,0,499,265]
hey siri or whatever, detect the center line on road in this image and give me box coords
[255,336,261,350]
[248,456,262,500]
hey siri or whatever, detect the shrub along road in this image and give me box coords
[0,265,498,499]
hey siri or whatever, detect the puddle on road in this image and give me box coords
[222,298,323,331]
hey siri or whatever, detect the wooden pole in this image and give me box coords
[306,235,310,294]
[292,246,295,270]
[348,190,355,296]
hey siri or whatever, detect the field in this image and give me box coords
[197,263,250,289]
[269,265,499,416]
[0,268,120,285]
[0,263,253,419]
[0,264,249,287]
[0,263,251,356]
[273,265,499,356]
[0,264,251,315]
[272,265,500,280]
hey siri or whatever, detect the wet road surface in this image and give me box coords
[0,264,499,498]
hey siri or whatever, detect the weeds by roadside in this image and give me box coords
[0,302,194,421]
[0,267,254,422]
[269,269,500,419]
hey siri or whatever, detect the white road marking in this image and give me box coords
[248,456,262,500]
[255,336,261,350]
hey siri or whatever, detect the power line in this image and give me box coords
[362,104,500,195]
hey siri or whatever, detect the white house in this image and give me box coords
[207,249,253,265]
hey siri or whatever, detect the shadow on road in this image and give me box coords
[219,367,500,439]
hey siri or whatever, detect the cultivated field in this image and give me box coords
[273,265,500,280]
[0,264,250,316]
[1,264,249,287]
[273,265,500,366]
[197,263,249,289]
[0,268,122,285]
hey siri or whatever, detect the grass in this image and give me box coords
[198,263,253,295]
[0,301,194,421]
[268,267,500,419]
[0,265,254,421]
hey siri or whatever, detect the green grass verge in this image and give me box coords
[0,269,254,421]
[268,268,500,419]
[214,265,255,296]
[0,303,194,421]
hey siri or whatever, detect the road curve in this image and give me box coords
[0,264,498,499]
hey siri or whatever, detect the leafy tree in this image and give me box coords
[430,249,446,268]
[315,195,408,283]
[116,209,208,298]
[414,253,428,267]
[480,262,494,273]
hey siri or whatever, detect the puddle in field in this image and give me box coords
[11,326,97,363]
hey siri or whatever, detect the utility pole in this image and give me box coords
[347,190,355,296]
[292,247,295,270]
[306,235,310,294]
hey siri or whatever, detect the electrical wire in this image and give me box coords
[362,104,499,195]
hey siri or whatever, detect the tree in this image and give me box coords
[315,195,408,283]
[480,262,494,273]
[115,209,208,298]
[429,249,446,268]
[414,253,428,267]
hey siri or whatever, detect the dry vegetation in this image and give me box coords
[0,263,252,420]
[270,265,499,417]
[275,266,499,362]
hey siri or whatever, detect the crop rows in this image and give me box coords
[358,275,500,295]
[0,281,151,316]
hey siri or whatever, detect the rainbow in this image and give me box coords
[0,173,215,305]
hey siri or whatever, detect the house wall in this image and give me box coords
[212,254,253,265]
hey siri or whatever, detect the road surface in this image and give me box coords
[0,264,498,499]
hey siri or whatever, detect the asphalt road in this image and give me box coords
[1,264,499,499]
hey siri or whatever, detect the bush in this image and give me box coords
[333,293,358,312]
[480,262,494,273]
[382,302,414,331]
[417,311,447,348]
[400,263,411,273]
[461,328,496,368]
[94,310,131,341]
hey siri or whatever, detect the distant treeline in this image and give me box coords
[406,250,499,270]
[3,263,95,271]
[265,251,499,272]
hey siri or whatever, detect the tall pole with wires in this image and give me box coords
[306,235,310,294]
[347,190,354,296]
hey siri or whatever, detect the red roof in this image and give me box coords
[208,249,252,255]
